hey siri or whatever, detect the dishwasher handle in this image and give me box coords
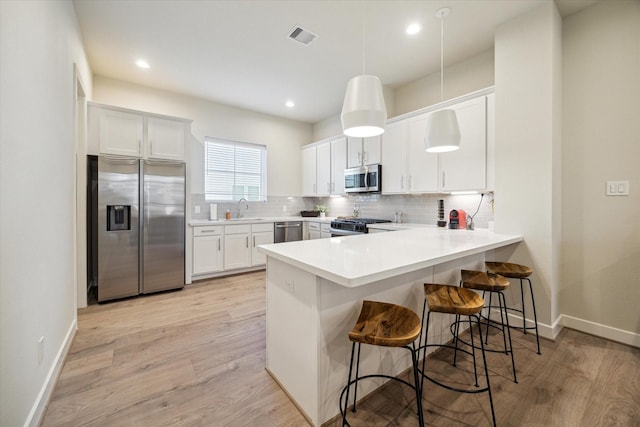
[275,223,302,228]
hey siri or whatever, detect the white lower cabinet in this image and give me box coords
[251,223,274,266]
[320,223,331,239]
[192,226,224,274]
[224,224,251,270]
[308,222,321,240]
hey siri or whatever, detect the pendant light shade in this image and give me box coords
[341,75,387,137]
[426,7,460,153]
[425,109,460,152]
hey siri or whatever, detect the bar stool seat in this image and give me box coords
[486,261,541,354]
[460,270,518,383]
[419,284,496,427]
[341,300,424,427]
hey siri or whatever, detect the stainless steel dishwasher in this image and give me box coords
[274,221,303,243]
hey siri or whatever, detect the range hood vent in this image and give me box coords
[288,26,317,46]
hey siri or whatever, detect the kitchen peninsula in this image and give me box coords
[258,227,522,426]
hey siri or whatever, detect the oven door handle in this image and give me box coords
[330,228,363,237]
[364,165,370,189]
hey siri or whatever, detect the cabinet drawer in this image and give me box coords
[321,223,331,233]
[193,226,223,236]
[225,224,251,234]
[252,222,274,233]
[308,222,320,231]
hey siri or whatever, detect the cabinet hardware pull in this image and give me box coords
[138,139,142,155]
[200,229,218,233]
[218,239,221,251]
[253,236,256,247]
[442,171,445,188]
[246,237,249,248]
[149,140,152,156]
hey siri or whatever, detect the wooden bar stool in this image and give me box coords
[460,270,517,383]
[418,284,496,427]
[486,262,541,354]
[340,300,424,427]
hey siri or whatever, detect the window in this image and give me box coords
[204,137,267,201]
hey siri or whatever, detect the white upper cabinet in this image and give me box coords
[147,116,185,161]
[330,136,347,195]
[438,96,487,191]
[380,92,492,194]
[485,93,495,191]
[316,142,331,197]
[301,145,317,196]
[381,121,407,194]
[98,108,144,157]
[301,136,347,197]
[407,113,439,193]
[347,135,381,167]
[89,103,189,161]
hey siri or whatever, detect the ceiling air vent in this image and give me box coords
[288,26,318,46]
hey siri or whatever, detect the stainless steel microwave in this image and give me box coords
[344,164,381,193]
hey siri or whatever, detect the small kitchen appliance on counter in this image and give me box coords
[449,209,467,229]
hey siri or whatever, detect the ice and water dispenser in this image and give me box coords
[107,205,131,231]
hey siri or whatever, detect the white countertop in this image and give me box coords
[258,227,522,287]
[190,216,335,226]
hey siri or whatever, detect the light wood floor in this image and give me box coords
[42,272,640,426]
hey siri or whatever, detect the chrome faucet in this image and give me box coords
[236,197,248,218]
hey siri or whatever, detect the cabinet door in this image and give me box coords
[99,108,143,157]
[486,94,495,191]
[362,135,381,165]
[331,136,347,195]
[316,142,331,197]
[251,231,274,266]
[407,113,439,192]
[147,117,185,161]
[301,146,317,196]
[224,233,251,270]
[439,97,487,191]
[193,235,223,274]
[381,121,407,194]
[347,137,362,168]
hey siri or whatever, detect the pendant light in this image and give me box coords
[341,0,387,138]
[425,7,460,153]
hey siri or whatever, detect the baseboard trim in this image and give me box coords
[25,318,77,427]
[559,314,640,348]
[498,311,639,347]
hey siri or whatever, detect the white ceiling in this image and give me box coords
[73,0,598,124]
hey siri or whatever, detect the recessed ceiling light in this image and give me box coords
[406,23,421,35]
[285,100,295,108]
[135,59,150,69]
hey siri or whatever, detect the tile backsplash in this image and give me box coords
[191,192,494,228]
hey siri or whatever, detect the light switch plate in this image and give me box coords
[606,180,629,196]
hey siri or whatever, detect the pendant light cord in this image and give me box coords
[440,10,444,102]
[362,0,366,75]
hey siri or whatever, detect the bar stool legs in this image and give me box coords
[419,284,497,427]
[485,262,541,355]
[340,300,424,427]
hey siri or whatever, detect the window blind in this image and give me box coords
[204,137,267,201]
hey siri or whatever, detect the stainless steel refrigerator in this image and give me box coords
[95,156,185,302]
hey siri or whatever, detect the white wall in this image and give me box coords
[561,0,640,340]
[0,1,92,426]
[494,2,562,331]
[394,49,495,116]
[92,76,312,197]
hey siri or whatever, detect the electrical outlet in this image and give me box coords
[606,180,629,196]
[194,205,201,213]
[37,336,44,365]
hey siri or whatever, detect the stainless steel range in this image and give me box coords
[329,218,392,236]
